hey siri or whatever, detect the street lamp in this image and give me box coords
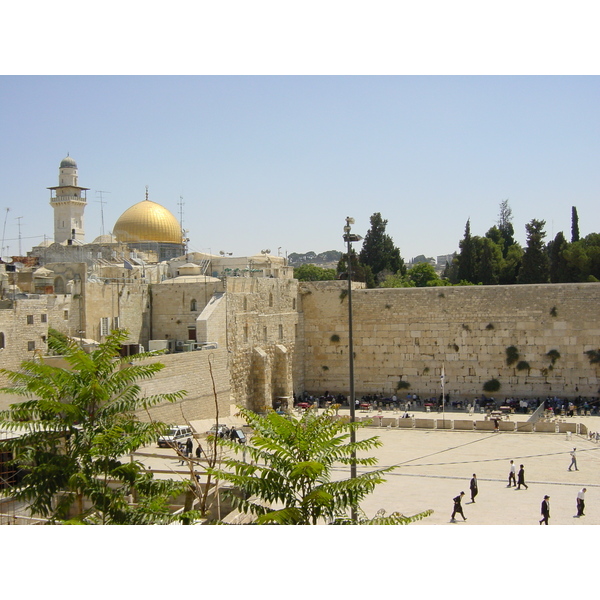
[343,216,362,522]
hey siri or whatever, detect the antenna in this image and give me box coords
[95,191,110,237]
[15,216,23,256]
[178,195,184,232]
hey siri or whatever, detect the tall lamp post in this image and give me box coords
[343,217,363,522]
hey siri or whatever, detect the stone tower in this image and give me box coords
[48,155,89,244]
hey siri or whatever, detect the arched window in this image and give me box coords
[54,276,65,294]
[0,332,5,349]
[190,299,197,311]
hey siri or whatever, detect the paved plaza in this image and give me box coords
[134,409,600,525]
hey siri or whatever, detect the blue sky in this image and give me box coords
[1,75,598,261]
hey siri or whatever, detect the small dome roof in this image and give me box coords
[60,155,77,169]
[113,199,183,244]
[92,234,117,244]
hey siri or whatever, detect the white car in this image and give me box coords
[157,425,193,448]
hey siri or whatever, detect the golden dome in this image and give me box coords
[113,199,182,244]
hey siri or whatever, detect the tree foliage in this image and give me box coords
[517,219,549,284]
[359,212,406,283]
[0,329,196,524]
[294,263,337,281]
[209,407,432,525]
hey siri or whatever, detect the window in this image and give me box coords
[263,326,268,342]
[278,324,283,340]
[188,327,197,341]
[26,315,34,325]
[190,299,197,311]
[292,298,296,310]
[244,324,248,343]
[28,341,35,351]
[100,317,109,336]
[63,310,69,320]
[41,314,47,323]
[269,293,273,307]
[0,332,5,349]
[113,316,120,330]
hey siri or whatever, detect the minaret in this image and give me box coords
[48,155,89,244]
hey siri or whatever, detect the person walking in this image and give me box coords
[568,448,578,471]
[516,464,528,490]
[185,436,193,458]
[470,474,478,503]
[539,495,550,525]
[576,488,586,517]
[508,460,516,487]
[451,491,467,522]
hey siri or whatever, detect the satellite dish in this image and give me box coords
[1,256,13,263]
[13,262,24,269]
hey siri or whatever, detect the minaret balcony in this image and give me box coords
[50,195,87,204]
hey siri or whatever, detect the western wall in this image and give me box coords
[296,281,600,401]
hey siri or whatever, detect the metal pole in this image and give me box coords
[344,217,362,523]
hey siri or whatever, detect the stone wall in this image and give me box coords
[298,281,600,401]
[133,349,231,424]
[226,277,298,410]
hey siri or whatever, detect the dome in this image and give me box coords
[92,234,117,244]
[113,199,183,244]
[60,155,77,169]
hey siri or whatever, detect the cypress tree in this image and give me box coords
[571,206,580,243]
[358,212,405,282]
[517,219,550,284]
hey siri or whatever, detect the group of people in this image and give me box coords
[177,437,202,465]
[451,456,588,524]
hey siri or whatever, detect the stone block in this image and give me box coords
[453,420,474,431]
[534,422,557,433]
[414,418,435,429]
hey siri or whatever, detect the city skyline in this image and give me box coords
[1,76,598,262]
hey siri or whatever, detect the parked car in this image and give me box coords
[157,425,193,448]
[207,424,230,438]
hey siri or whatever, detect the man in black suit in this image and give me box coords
[539,495,550,525]
[469,474,478,503]
[451,491,467,522]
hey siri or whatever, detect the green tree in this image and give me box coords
[407,262,442,287]
[475,236,503,285]
[457,219,476,283]
[517,219,549,284]
[571,206,580,243]
[294,263,336,281]
[0,329,195,524]
[359,212,405,283]
[548,231,571,283]
[209,407,432,525]
[337,248,375,288]
[497,199,516,257]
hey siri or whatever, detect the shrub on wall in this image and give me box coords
[483,378,501,392]
[505,345,519,366]
[516,360,530,373]
[397,380,410,390]
[330,334,340,343]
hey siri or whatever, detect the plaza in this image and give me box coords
[132,408,600,525]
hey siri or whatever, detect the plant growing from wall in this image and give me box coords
[550,306,558,317]
[483,378,501,393]
[546,349,561,370]
[584,349,600,364]
[208,406,432,525]
[330,334,340,343]
[397,380,410,390]
[516,360,531,373]
[505,345,519,366]
[486,323,494,330]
